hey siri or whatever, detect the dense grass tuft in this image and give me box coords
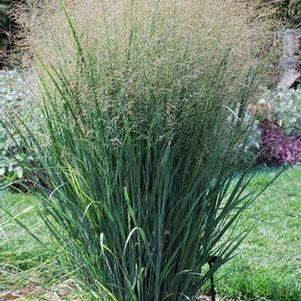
[9,1,276,300]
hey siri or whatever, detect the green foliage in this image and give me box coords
[0,192,48,270]
[218,167,301,301]
[2,167,300,301]
[14,1,275,300]
[0,192,79,301]
[0,0,13,61]
[0,1,10,31]
[258,87,301,135]
[257,0,301,27]
[0,70,34,187]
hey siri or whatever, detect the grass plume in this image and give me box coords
[9,1,276,300]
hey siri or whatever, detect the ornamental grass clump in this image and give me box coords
[16,0,274,300]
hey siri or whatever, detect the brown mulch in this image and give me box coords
[0,285,38,301]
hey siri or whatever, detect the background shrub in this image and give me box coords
[258,88,301,135]
[0,1,11,50]
[255,0,301,27]
[0,70,41,188]
[15,1,274,300]
[249,88,301,166]
[0,70,27,184]
[0,0,20,67]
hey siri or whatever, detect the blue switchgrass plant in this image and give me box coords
[12,0,276,300]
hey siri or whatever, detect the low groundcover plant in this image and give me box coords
[9,0,276,300]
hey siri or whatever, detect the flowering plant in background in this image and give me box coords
[258,88,301,135]
[249,87,301,166]
[257,119,301,166]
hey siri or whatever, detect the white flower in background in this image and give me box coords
[258,87,301,135]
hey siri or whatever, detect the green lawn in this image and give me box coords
[0,193,71,300]
[218,167,301,301]
[0,167,300,300]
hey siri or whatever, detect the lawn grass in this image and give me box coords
[218,167,301,301]
[0,167,300,300]
[0,192,48,269]
[0,192,76,300]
